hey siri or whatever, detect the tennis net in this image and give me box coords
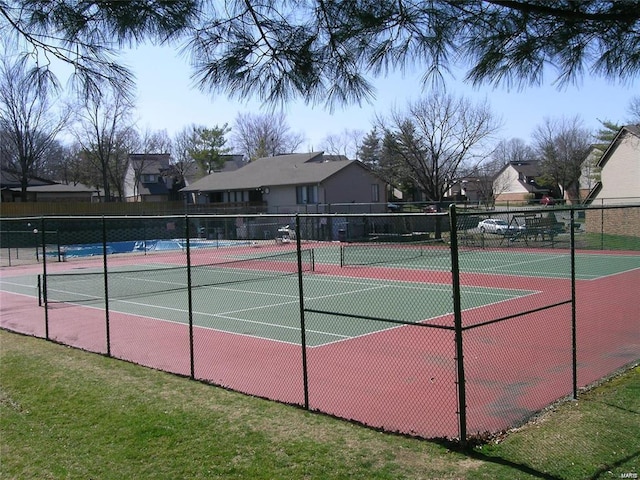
[340,240,451,267]
[42,248,314,304]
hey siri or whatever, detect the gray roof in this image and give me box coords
[182,152,354,192]
[0,168,56,188]
[508,161,540,177]
[128,154,171,174]
[28,183,96,193]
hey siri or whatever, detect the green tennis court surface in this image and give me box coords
[327,244,640,280]
[2,267,533,347]
[2,248,638,347]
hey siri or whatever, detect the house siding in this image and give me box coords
[31,192,93,202]
[123,164,137,200]
[596,133,640,205]
[322,163,387,211]
[493,165,531,202]
[124,154,172,202]
[264,186,295,213]
[578,147,601,202]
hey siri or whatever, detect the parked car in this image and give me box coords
[423,204,437,213]
[477,218,518,234]
[540,195,556,206]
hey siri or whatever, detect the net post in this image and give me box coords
[449,204,467,447]
[56,230,62,262]
[296,214,310,409]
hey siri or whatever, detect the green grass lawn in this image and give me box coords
[578,232,640,251]
[1,329,638,480]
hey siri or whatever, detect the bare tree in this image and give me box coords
[320,128,365,159]
[231,112,304,161]
[377,93,501,203]
[43,142,88,186]
[491,138,537,166]
[73,90,136,201]
[533,116,593,202]
[627,96,640,125]
[138,128,172,154]
[0,57,70,200]
[170,125,200,186]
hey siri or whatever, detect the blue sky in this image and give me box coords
[124,44,638,152]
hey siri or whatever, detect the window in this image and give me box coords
[296,185,318,204]
[209,192,223,203]
[141,174,157,183]
[371,184,380,202]
[228,191,244,203]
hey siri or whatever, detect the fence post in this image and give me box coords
[186,215,195,380]
[570,209,578,399]
[449,205,467,446]
[102,216,111,357]
[41,217,49,340]
[600,199,605,250]
[296,214,310,409]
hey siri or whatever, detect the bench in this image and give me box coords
[526,216,564,241]
[456,216,482,246]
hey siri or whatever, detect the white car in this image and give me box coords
[477,218,518,234]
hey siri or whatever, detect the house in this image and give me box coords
[123,154,173,202]
[181,152,388,214]
[584,125,639,237]
[585,125,640,205]
[124,153,248,202]
[0,168,96,203]
[447,176,489,204]
[576,145,603,203]
[492,160,549,204]
[181,154,246,188]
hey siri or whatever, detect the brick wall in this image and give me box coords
[585,206,640,237]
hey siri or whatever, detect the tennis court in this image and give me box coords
[332,241,640,280]
[4,251,538,347]
[2,234,638,440]
[4,244,638,346]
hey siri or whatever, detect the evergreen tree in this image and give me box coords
[3,1,638,105]
[358,128,382,171]
[189,125,231,174]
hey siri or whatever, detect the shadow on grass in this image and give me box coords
[435,439,562,480]
[589,450,640,479]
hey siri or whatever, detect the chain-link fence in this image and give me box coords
[1,203,638,444]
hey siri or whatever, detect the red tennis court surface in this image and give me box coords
[1,249,638,439]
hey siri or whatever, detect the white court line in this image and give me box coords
[304,274,535,297]
[23,270,543,347]
[114,298,350,341]
[480,253,570,272]
[0,279,38,289]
